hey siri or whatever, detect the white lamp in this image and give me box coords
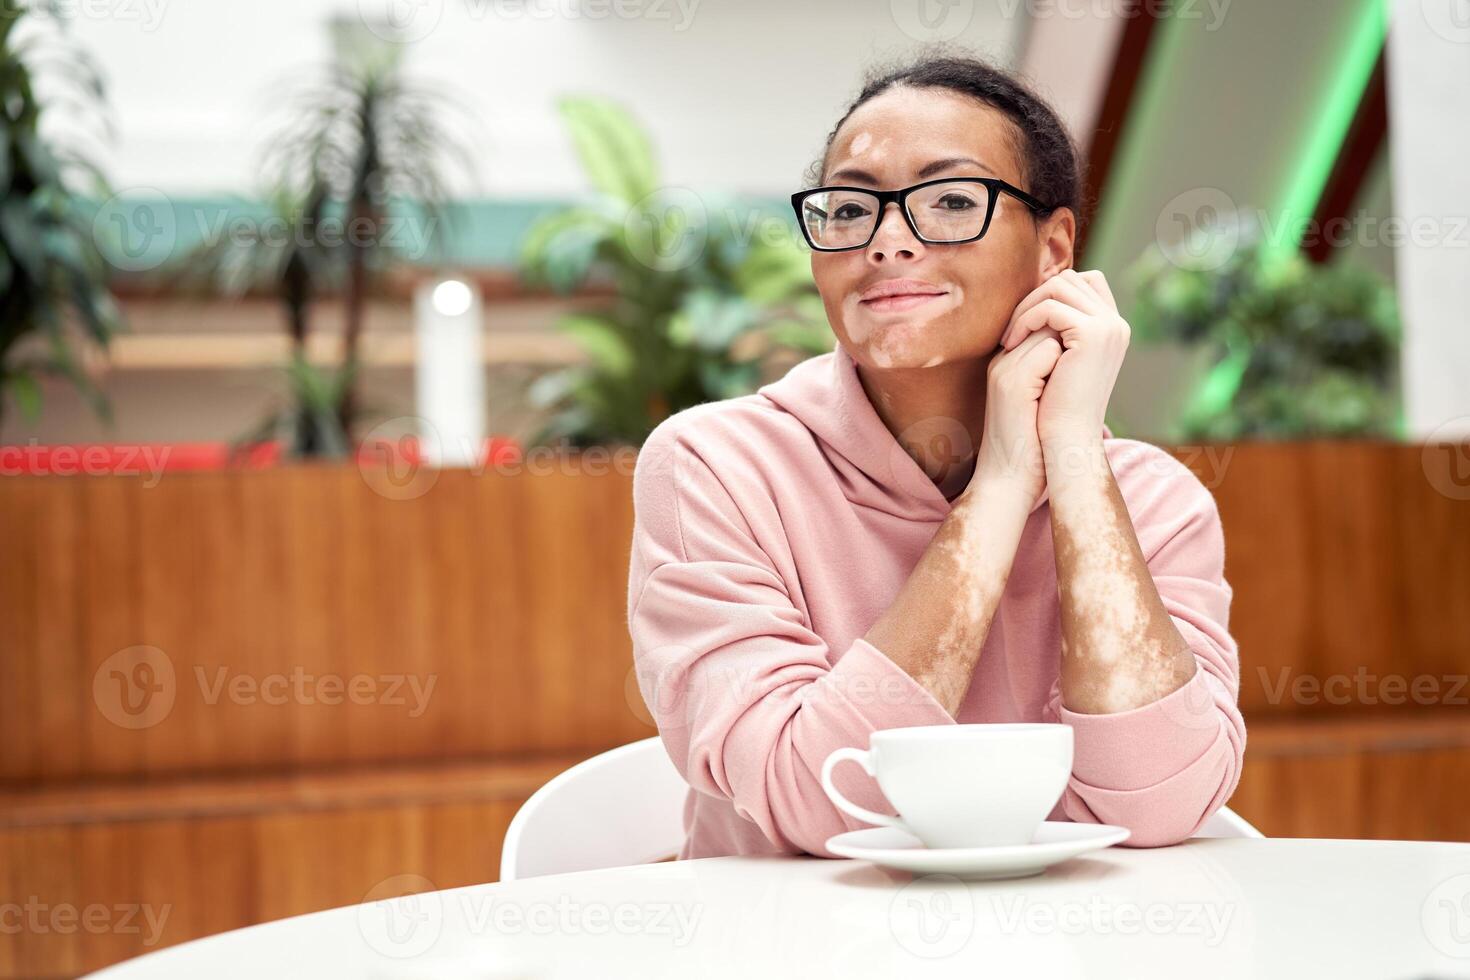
[413,277,485,467]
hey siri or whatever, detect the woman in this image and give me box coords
[626,55,1245,861]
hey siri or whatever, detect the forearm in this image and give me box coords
[1043,433,1197,713]
[863,477,1033,715]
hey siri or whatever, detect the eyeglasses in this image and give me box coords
[789,176,1051,252]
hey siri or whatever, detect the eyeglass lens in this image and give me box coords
[799,180,993,249]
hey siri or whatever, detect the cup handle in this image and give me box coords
[820,746,907,831]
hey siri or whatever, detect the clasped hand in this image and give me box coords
[971,268,1130,507]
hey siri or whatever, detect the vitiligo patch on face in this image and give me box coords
[841,288,963,368]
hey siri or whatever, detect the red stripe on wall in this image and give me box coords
[1076,0,1165,264]
[1304,47,1388,263]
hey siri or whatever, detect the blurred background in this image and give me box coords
[2,0,1468,974]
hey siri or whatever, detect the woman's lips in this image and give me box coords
[859,291,949,312]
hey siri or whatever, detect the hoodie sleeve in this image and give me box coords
[1041,441,1247,846]
[627,416,957,858]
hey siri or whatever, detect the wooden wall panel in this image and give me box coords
[1179,443,1306,712]
[0,466,652,785]
[0,479,39,780]
[3,441,1467,978]
[0,756,574,978]
[1397,445,1470,684]
[3,443,1470,782]
[1231,717,1470,841]
[1172,441,1470,716]
[0,799,523,978]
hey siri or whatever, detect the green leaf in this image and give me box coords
[67,276,119,345]
[16,130,59,188]
[527,367,579,411]
[0,125,11,193]
[0,198,46,281]
[760,318,833,356]
[556,95,658,205]
[734,231,812,303]
[6,370,43,420]
[520,209,610,293]
[557,314,635,378]
[670,291,758,352]
[697,359,759,400]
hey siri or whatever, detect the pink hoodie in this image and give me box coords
[626,343,1246,860]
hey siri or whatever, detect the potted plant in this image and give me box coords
[0,0,121,430]
[176,17,477,459]
[518,95,832,448]
[1128,211,1402,441]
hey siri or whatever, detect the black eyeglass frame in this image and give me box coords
[789,176,1052,252]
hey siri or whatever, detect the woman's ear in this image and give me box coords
[1035,208,1076,280]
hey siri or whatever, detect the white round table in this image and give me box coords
[89,837,1470,978]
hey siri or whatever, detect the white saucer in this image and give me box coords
[825,821,1131,880]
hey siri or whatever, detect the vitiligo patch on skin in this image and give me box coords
[1051,463,1195,713]
[841,287,964,369]
[898,502,1014,702]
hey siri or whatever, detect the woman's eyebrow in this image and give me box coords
[825,156,997,185]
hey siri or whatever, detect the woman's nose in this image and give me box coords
[866,202,924,263]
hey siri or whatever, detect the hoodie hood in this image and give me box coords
[756,344,1109,522]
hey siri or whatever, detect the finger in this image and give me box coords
[1002,276,1100,349]
[1015,328,1063,381]
[1076,269,1116,309]
[1004,274,1084,338]
[1059,268,1108,312]
[1001,298,1090,353]
[1013,323,1062,353]
[991,325,1059,382]
[994,322,1061,367]
[993,327,1062,397]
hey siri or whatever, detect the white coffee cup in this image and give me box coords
[820,723,1074,849]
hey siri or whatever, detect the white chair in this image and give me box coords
[500,737,688,881]
[499,737,1263,880]
[1195,803,1266,839]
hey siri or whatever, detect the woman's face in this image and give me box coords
[810,85,1069,371]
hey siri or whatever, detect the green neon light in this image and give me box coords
[1266,0,1389,261]
[1185,0,1388,422]
[1183,346,1251,433]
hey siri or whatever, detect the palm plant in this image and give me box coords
[181,184,329,354]
[181,18,475,457]
[519,95,832,448]
[173,184,352,456]
[265,20,476,434]
[237,352,357,459]
[0,0,120,429]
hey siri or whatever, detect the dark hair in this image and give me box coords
[807,52,1083,227]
